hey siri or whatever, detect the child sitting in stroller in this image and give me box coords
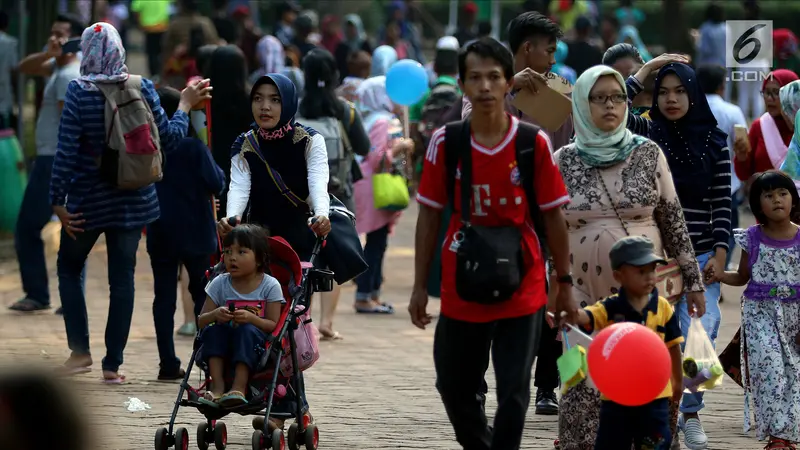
[197,224,283,408]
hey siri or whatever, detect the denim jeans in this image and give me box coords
[355,225,389,301]
[727,188,744,267]
[15,156,85,305]
[149,248,209,373]
[675,251,722,414]
[57,226,142,372]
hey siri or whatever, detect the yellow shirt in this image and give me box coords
[583,290,683,400]
[131,0,171,33]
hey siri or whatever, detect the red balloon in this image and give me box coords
[587,322,671,406]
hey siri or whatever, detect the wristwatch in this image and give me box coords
[556,274,574,286]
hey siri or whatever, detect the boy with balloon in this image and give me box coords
[574,236,683,449]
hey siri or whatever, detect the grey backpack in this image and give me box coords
[94,75,163,190]
[296,106,354,197]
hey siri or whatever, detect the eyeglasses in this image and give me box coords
[589,93,627,104]
[762,90,780,99]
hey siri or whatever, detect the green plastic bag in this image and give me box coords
[0,130,27,233]
[372,157,409,211]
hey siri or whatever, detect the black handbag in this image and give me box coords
[244,131,368,285]
[325,194,369,284]
[443,120,525,304]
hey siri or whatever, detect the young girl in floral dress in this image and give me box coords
[716,170,800,450]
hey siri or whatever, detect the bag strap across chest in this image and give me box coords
[243,130,307,207]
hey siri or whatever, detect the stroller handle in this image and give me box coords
[227,216,238,226]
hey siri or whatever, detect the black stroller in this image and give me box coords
[154,234,334,450]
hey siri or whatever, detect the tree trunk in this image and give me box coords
[662,0,695,58]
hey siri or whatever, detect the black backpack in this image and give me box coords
[443,119,549,303]
[419,83,461,149]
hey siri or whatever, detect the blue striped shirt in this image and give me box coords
[51,77,190,230]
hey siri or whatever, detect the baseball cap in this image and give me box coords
[609,236,667,270]
[464,1,478,14]
[436,36,460,51]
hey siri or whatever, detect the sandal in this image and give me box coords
[219,390,247,408]
[354,301,394,314]
[766,438,797,450]
[319,329,343,341]
[102,373,127,385]
[9,298,51,312]
[198,392,221,408]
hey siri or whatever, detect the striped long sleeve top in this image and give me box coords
[625,76,732,255]
[50,78,190,230]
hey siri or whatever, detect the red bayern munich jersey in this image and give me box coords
[416,115,570,323]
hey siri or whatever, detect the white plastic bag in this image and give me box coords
[682,318,723,393]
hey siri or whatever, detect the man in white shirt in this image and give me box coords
[697,64,748,271]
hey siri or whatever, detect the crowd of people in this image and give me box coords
[1,0,800,449]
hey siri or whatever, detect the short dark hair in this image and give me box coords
[459,37,514,83]
[212,0,229,10]
[602,43,644,67]
[180,0,199,12]
[0,12,9,30]
[696,64,727,95]
[705,3,724,24]
[749,170,800,224]
[434,49,458,76]
[602,14,620,30]
[223,224,272,273]
[507,11,562,55]
[156,86,181,119]
[477,21,492,36]
[55,13,85,38]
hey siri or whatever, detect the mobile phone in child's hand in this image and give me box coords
[215,306,233,323]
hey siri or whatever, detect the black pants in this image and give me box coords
[433,310,543,450]
[145,31,165,77]
[149,248,209,372]
[594,398,672,449]
[534,313,561,391]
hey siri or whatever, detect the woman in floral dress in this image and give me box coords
[718,171,800,450]
[553,65,704,450]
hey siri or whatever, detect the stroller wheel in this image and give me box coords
[196,423,209,450]
[213,422,227,449]
[303,424,319,450]
[251,430,265,450]
[175,427,190,450]
[271,429,285,450]
[154,427,169,450]
[287,423,299,450]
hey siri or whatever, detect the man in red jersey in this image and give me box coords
[409,38,576,450]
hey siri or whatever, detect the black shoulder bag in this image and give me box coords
[442,119,542,304]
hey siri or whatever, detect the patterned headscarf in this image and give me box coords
[780,80,800,122]
[254,35,286,77]
[77,22,128,88]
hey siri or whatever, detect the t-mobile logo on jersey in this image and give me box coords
[471,184,490,217]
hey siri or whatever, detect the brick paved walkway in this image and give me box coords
[0,203,765,449]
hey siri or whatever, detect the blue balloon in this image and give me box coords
[385,60,429,106]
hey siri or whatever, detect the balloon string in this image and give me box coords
[402,106,410,138]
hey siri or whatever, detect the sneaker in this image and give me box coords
[534,389,558,415]
[678,414,708,449]
[177,322,197,336]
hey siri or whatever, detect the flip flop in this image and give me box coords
[198,393,220,408]
[218,391,247,408]
[9,298,51,312]
[319,330,343,341]
[354,303,394,314]
[55,365,91,376]
[102,374,127,385]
